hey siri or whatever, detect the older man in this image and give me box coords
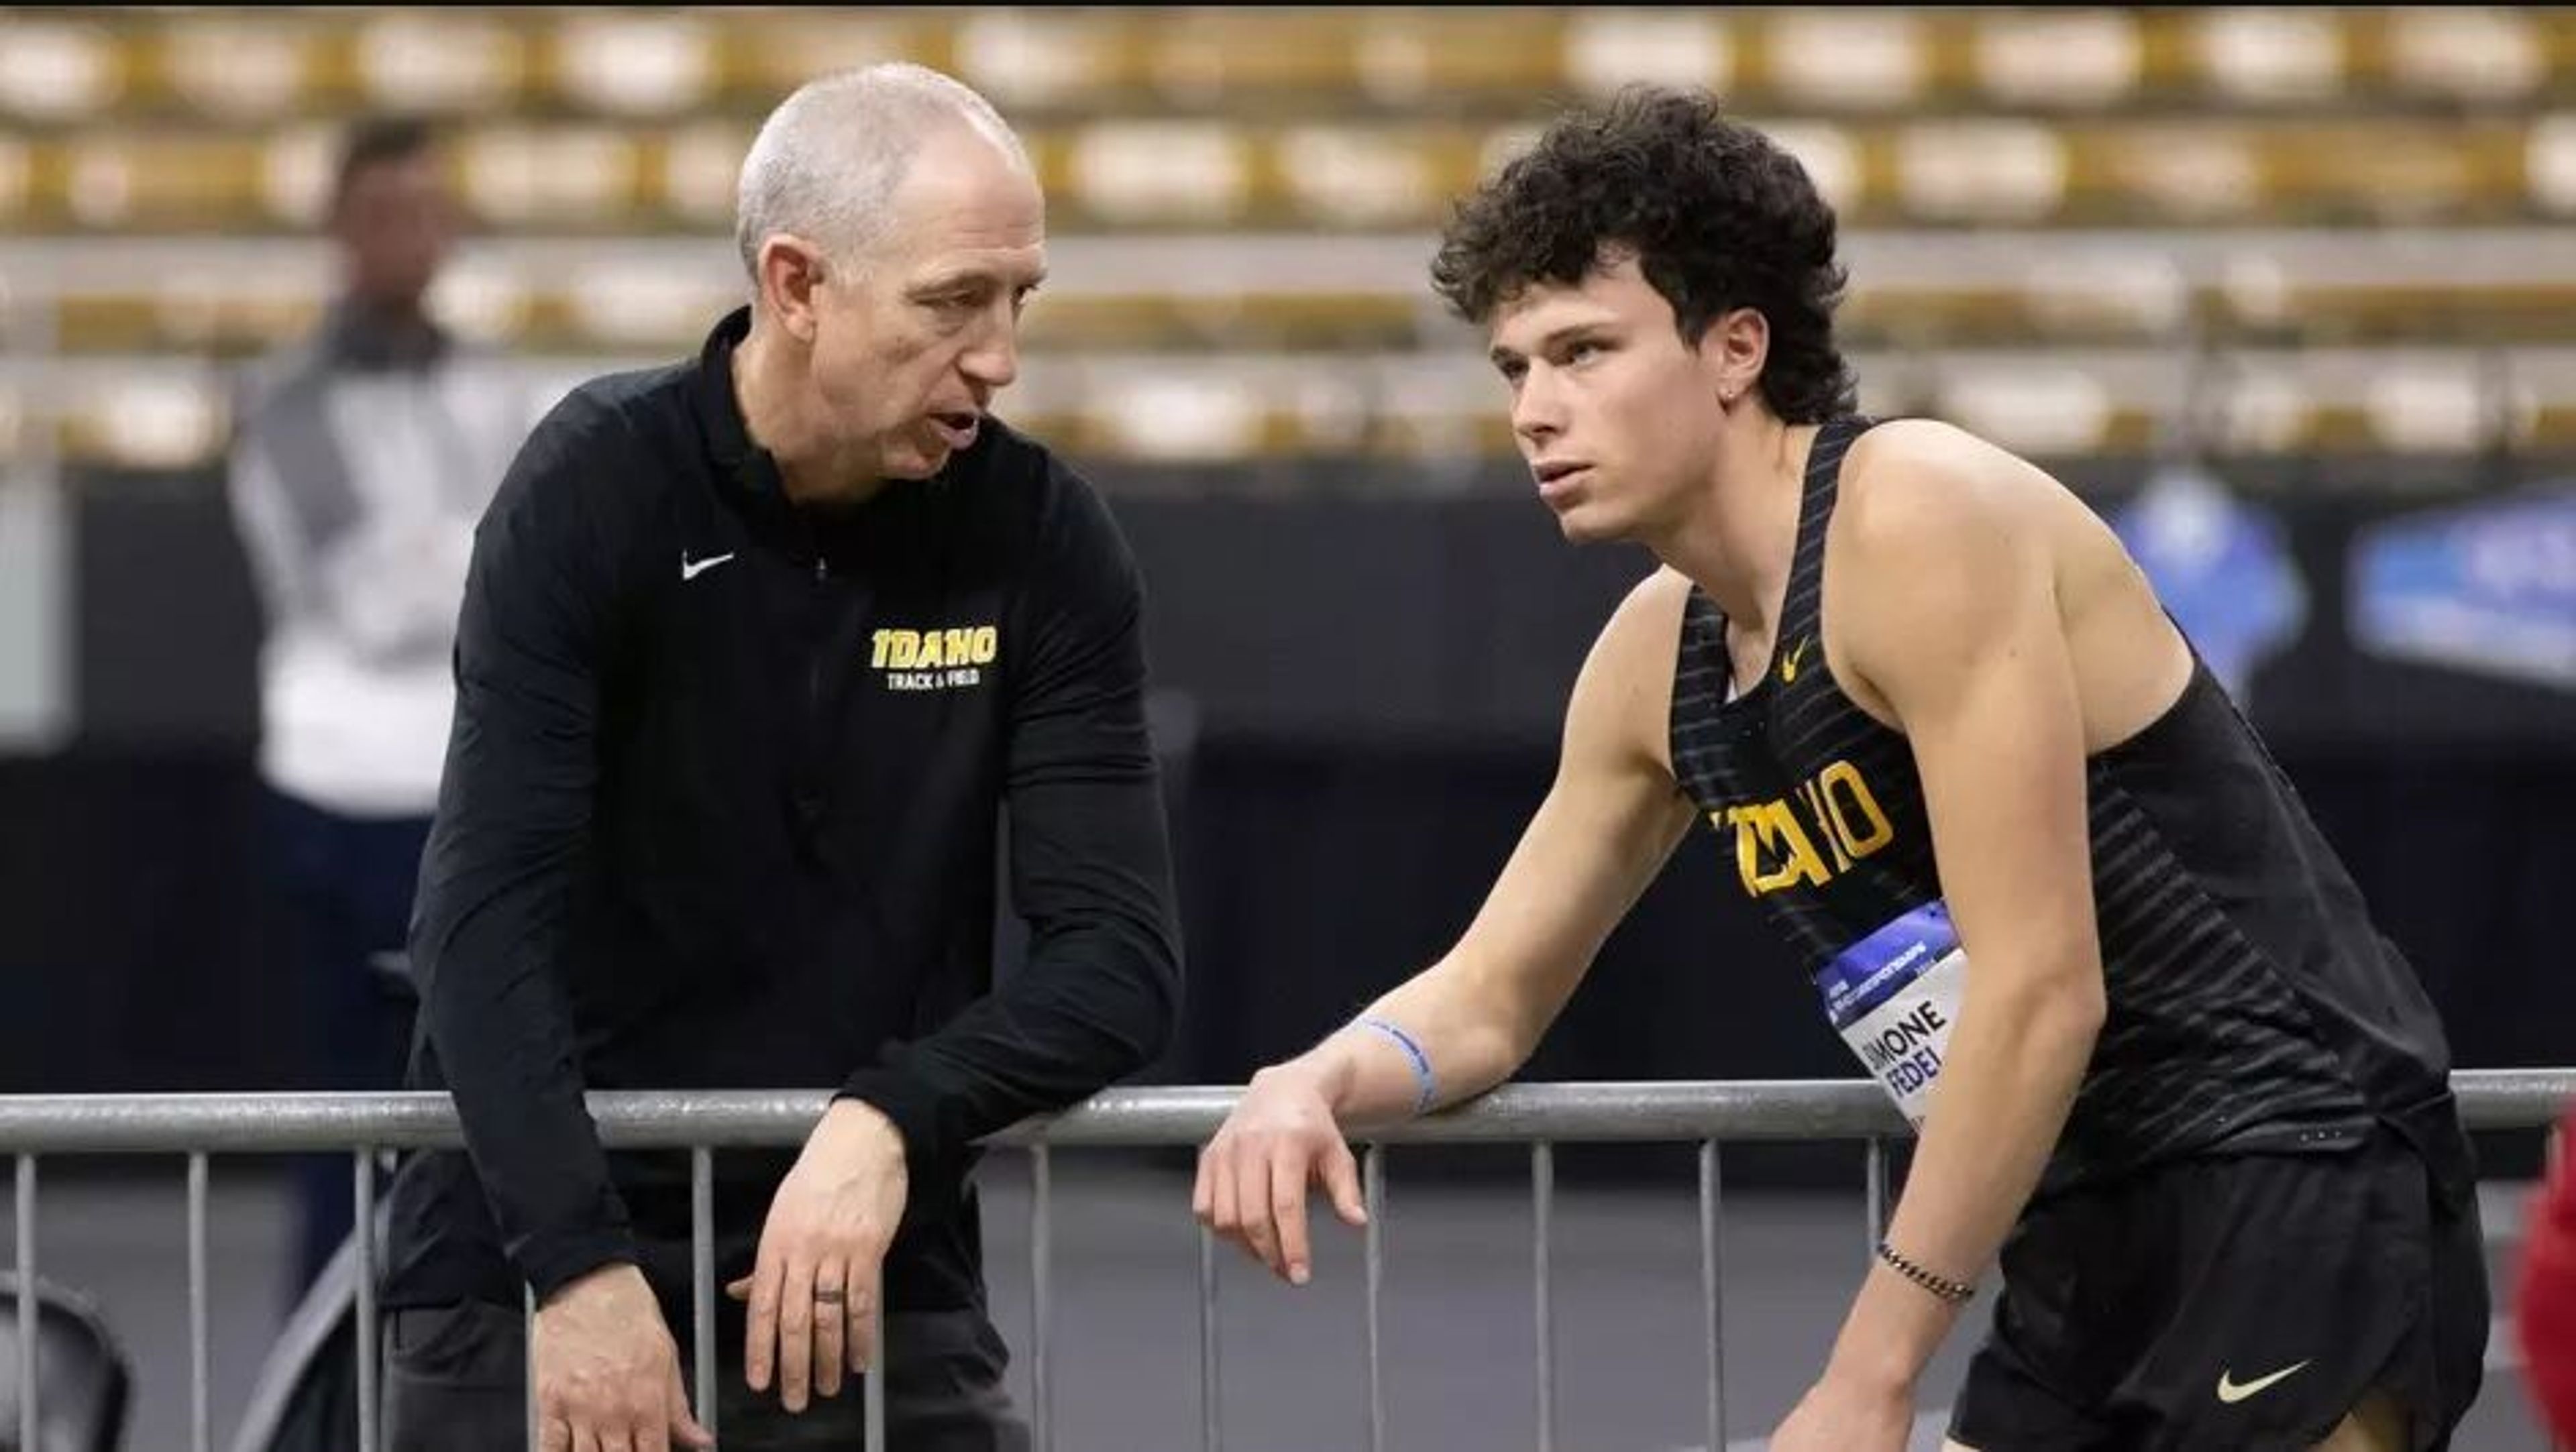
[383,64,1181,1452]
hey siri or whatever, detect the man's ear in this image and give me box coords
[755,235,829,345]
[1701,306,1770,406]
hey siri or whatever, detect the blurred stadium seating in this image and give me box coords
[3,5,2576,471]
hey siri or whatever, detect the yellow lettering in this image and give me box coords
[1727,800,1833,897]
[871,630,893,669]
[1724,807,1761,895]
[890,630,920,669]
[970,626,999,664]
[917,632,947,668]
[1818,760,1894,860]
[943,628,972,663]
[1798,777,1850,872]
[1752,801,1833,893]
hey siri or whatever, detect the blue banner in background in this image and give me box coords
[2351,486,2576,692]
[2111,466,2309,700]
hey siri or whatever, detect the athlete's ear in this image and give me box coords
[1700,306,1768,407]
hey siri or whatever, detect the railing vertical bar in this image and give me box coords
[1032,1143,1054,1452]
[189,1152,211,1452]
[1865,1137,1890,1249]
[1199,1222,1222,1452]
[1699,1139,1726,1451]
[1363,1143,1387,1452]
[17,1154,36,1452]
[355,1150,378,1452]
[524,1283,539,1452]
[692,1146,716,1443]
[864,1296,887,1452]
[1533,1140,1556,1452]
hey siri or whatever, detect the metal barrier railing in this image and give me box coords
[1,1068,2568,1452]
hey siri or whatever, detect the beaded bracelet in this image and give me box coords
[1875,1239,1975,1304]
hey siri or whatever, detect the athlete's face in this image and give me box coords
[767,124,1046,483]
[1487,254,1741,545]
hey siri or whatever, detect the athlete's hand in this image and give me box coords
[533,1262,714,1452]
[729,1099,907,1412]
[1193,1067,1368,1285]
[1768,1372,1913,1452]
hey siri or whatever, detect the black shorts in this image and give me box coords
[1950,1126,2488,1452]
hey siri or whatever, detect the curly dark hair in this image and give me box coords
[1430,87,1857,424]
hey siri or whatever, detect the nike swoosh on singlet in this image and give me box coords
[1780,637,1811,685]
[2215,1359,2312,1404]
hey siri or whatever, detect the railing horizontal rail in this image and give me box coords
[0,1070,2564,1154]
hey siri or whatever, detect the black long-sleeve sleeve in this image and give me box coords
[408,400,635,1301]
[837,469,1184,1172]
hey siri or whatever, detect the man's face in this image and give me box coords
[805,125,1046,482]
[332,154,456,311]
[1486,254,1735,545]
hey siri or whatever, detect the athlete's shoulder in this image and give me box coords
[1595,565,1695,667]
[1833,417,2070,571]
[1562,566,1693,770]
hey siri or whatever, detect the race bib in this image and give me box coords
[1813,901,1968,1129]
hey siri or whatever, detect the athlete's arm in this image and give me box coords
[1193,569,1700,1282]
[1816,424,2108,1399]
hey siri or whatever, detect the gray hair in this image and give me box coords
[735,63,1029,280]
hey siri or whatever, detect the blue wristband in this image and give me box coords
[1356,1016,1438,1116]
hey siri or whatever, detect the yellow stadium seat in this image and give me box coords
[2196,8,2346,104]
[0,18,123,121]
[458,126,643,227]
[0,139,30,224]
[1760,12,1929,112]
[156,16,313,122]
[352,11,523,113]
[2528,115,2576,215]
[1142,11,1358,108]
[1972,10,2141,109]
[551,13,717,117]
[1562,11,1733,97]
[653,123,757,228]
[726,12,944,101]
[1069,121,1249,225]
[1351,11,1564,107]
[950,9,1144,109]
[2383,8,2544,103]
[1894,120,2068,223]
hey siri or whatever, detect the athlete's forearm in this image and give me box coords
[1826,964,2104,1393]
[1269,957,1535,1131]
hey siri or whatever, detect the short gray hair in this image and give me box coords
[735,63,1028,280]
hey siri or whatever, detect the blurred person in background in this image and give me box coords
[1197,89,2483,1452]
[383,63,1179,1452]
[225,115,531,1300]
[2522,1107,2576,1441]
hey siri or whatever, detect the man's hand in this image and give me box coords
[533,1262,713,1452]
[1192,1067,1368,1286]
[1767,1370,1915,1452]
[729,1099,908,1412]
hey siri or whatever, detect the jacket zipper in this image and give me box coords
[809,553,830,722]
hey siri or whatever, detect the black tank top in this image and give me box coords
[1668,415,2457,1188]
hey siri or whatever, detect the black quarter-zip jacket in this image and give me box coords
[386,307,1182,1317]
